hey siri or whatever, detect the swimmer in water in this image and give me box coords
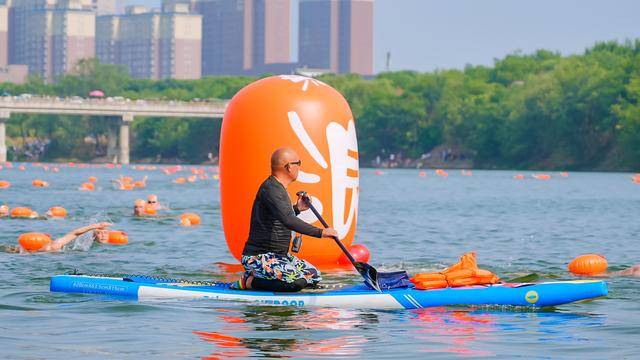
[4,222,112,253]
[133,199,146,216]
[146,194,161,211]
[609,265,640,277]
[0,205,8,218]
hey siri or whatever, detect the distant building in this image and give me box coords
[8,0,96,81]
[96,4,202,79]
[197,0,294,76]
[0,3,8,67]
[299,0,373,75]
[92,0,117,15]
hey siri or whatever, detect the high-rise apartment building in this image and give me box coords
[197,0,291,76]
[97,4,202,79]
[0,3,8,66]
[8,0,95,80]
[299,0,373,75]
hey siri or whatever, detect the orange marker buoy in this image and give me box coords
[18,232,52,251]
[180,212,201,226]
[10,207,37,218]
[220,75,360,265]
[47,206,68,218]
[107,231,129,245]
[0,180,10,188]
[568,254,608,275]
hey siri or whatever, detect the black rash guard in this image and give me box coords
[242,176,323,256]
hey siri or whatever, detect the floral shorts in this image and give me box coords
[241,252,322,284]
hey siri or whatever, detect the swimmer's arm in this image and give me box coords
[50,222,112,251]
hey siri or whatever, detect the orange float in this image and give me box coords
[435,169,449,177]
[18,232,52,251]
[144,205,157,215]
[11,206,37,218]
[32,179,49,187]
[107,231,129,245]
[80,182,95,191]
[180,212,201,226]
[0,180,10,188]
[220,75,360,265]
[47,206,68,218]
[88,176,98,183]
[568,254,608,275]
[532,173,551,180]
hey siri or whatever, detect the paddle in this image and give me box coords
[297,191,382,292]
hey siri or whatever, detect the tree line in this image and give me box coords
[2,40,639,170]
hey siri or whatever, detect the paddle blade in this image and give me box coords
[355,262,381,292]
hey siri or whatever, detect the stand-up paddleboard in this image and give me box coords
[50,274,607,310]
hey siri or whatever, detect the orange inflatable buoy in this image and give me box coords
[18,232,52,251]
[47,206,68,218]
[10,206,37,218]
[180,212,201,226]
[435,169,449,177]
[0,180,10,188]
[144,205,157,215]
[532,173,551,180]
[107,231,128,245]
[80,182,95,191]
[88,176,98,183]
[220,75,360,265]
[568,254,608,275]
[32,179,49,187]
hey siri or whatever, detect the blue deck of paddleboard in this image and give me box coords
[50,275,607,309]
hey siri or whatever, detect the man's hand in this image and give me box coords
[295,194,310,212]
[321,228,338,239]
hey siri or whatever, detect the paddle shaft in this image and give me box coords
[303,198,358,266]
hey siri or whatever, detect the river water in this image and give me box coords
[1,165,638,359]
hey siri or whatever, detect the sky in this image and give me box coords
[122,0,640,73]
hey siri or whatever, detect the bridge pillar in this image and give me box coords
[0,110,9,163]
[107,122,118,163]
[119,114,134,165]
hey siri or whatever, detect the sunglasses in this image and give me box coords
[286,160,302,167]
[148,201,157,204]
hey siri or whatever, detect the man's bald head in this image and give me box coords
[271,147,299,171]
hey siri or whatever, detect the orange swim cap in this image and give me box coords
[18,232,52,251]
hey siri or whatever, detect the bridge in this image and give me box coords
[0,96,229,164]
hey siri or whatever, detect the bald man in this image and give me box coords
[236,148,338,292]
